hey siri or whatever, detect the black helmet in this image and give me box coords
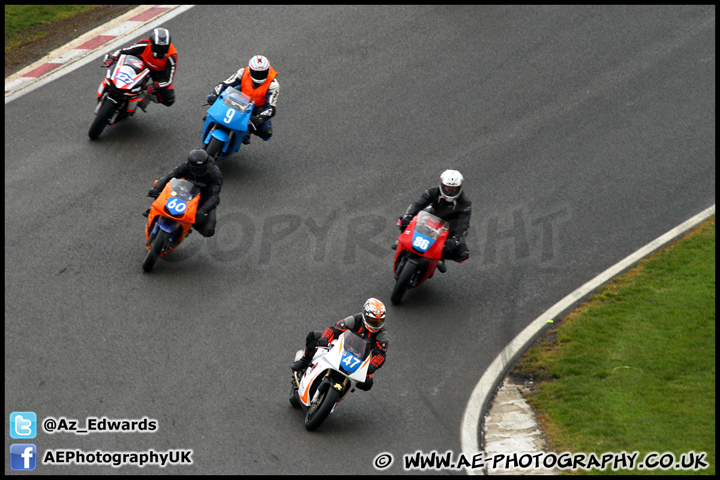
[150,28,171,59]
[187,149,210,176]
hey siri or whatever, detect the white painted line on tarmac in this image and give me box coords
[461,204,715,475]
[5,5,195,103]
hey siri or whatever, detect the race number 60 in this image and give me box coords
[167,197,187,213]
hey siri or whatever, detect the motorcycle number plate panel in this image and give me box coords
[115,66,138,88]
[340,351,363,373]
[165,197,188,217]
[411,231,435,252]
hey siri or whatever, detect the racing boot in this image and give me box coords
[243,132,252,145]
[291,350,312,372]
[437,260,447,273]
[138,97,149,112]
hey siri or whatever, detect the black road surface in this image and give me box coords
[5,5,714,475]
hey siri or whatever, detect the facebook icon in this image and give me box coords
[10,444,37,471]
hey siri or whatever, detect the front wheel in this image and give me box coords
[289,385,301,408]
[204,136,225,161]
[304,386,340,431]
[391,260,416,305]
[88,100,116,140]
[142,229,170,272]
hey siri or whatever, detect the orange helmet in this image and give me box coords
[362,298,386,333]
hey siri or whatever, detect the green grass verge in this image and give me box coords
[513,218,715,475]
[5,5,99,54]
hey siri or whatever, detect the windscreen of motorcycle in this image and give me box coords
[338,331,370,374]
[223,87,254,113]
[168,178,201,201]
[113,56,149,90]
[412,211,449,252]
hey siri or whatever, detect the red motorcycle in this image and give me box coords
[391,210,450,304]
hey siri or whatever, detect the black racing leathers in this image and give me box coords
[152,163,222,237]
[302,314,388,380]
[404,186,472,261]
[319,314,389,373]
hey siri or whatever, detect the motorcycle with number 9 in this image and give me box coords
[202,87,254,161]
[143,178,201,272]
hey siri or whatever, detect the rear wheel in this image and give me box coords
[142,230,169,272]
[205,137,225,161]
[391,260,416,305]
[88,100,115,140]
[304,385,340,431]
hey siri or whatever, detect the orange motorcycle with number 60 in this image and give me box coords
[143,178,201,272]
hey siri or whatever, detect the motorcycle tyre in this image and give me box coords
[142,229,169,272]
[304,386,340,431]
[88,100,115,140]
[391,260,416,305]
[289,386,301,409]
[205,137,225,161]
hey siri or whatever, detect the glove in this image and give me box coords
[317,337,329,347]
[103,55,117,67]
[400,214,413,230]
[356,376,373,391]
[206,93,218,104]
[444,236,460,251]
[146,82,160,95]
[250,116,265,129]
[148,188,160,198]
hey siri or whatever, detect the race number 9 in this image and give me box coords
[223,109,236,123]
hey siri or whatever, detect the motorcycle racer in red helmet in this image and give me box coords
[291,298,389,391]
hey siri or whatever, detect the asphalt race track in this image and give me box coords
[5,5,715,475]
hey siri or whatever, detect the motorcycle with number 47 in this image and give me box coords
[289,331,372,431]
[142,178,201,272]
[391,210,450,305]
[89,54,152,140]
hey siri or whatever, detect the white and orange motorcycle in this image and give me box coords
[289,330,371,431]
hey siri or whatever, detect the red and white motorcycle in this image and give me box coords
[89,54,152,139]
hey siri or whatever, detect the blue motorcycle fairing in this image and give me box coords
[157,216,180,234]
[206,127,230,144]
[201,87,253,161]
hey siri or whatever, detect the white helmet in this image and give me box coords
[248,55,270,84]
[439,170,464,202]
